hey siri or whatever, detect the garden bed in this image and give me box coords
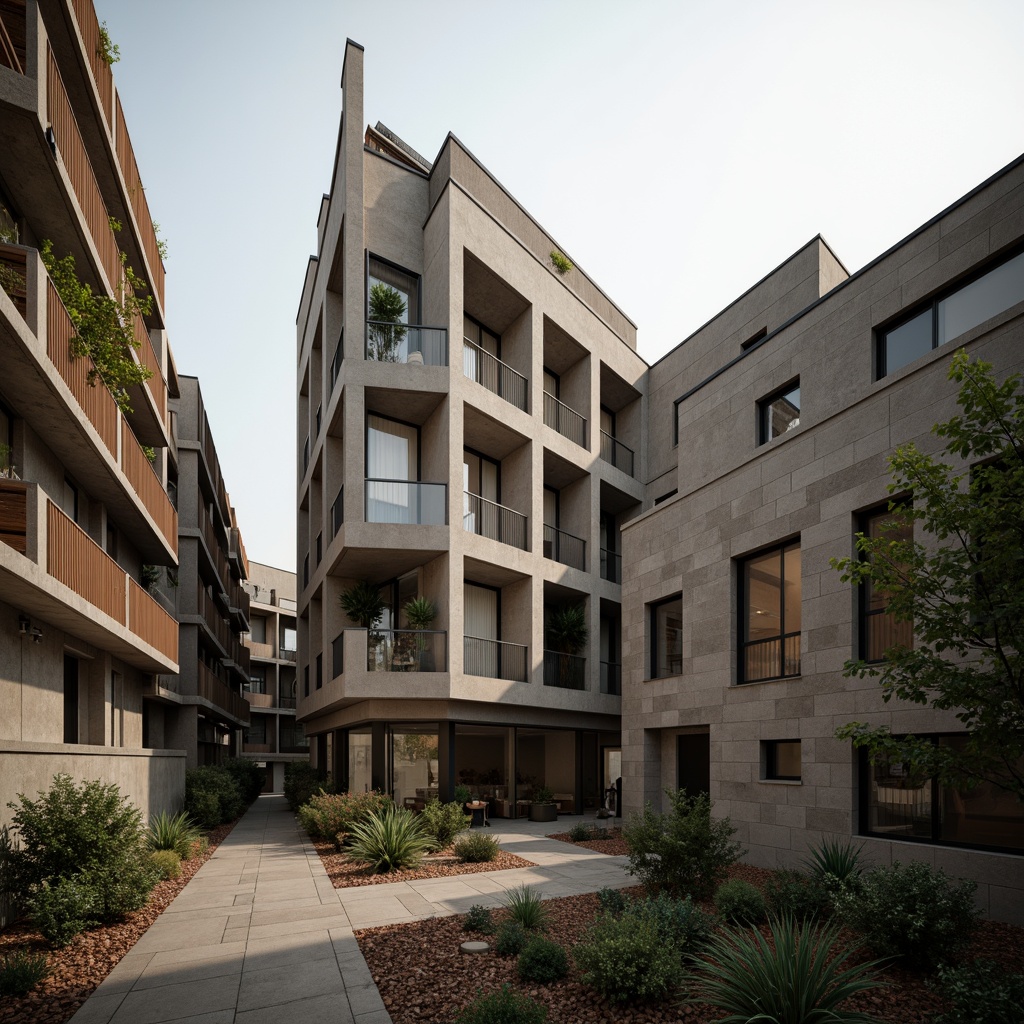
[547,828,628,856]
[0,820,235,1024]
[356,864,1024,1024]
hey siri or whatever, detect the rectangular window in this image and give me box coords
[763,739,801,781]
[879,249,1024,377]
[282,626,297,653]
[245,717,267,744]
[740,540,801,683]
[303,665,309,698]
[368,255,418,324]
[316,653,323,690]
[650,596,683,679]
[860,505,914,662]
[758,381,800,444]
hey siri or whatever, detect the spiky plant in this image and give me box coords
[147,810,203,859]
[502,884,548,931]
[345,806,436,873]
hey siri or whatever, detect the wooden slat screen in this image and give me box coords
[47,281,118,456]
[128,576,177,661]
[198,662,249,722]
[47,500,125,623]
[0,480,27,553]
[131,306,166,421]
[69,0,112,127]
[121,426,177,557]
[0,0,26,75]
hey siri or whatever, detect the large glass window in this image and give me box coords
[368,256,417,324]
[650,596,682,679]
[740,541,801,683]
[366,415,428,524]
[860,505,914,662]
[879,250,1024,377]
[347,726,372,794]
[455,724,512,816]
[758,381,801,444]
[390,723,438,810]
[464,582,499,675]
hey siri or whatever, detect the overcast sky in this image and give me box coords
[94,0,1024,573]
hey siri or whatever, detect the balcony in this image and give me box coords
[244,638,275,660]
[245,691,274,709]
[600,660,621,695]
[600,548,621,584]
[365,322,448,366]
[331,486,344,537]
[365,629,447,673]
[600,431,635,477]
[543,524,586,571]
[462,339,527,412]
[196,582,230,654]
[0,480,27,553]
[543,392,587,448]
[280,647,297,662]
[464,636,527,683]
[330,331,344,393]
[365,479,446,525]
[543,650,586,690]
[0,244,27,318]
[197,662,249,724]
[0,1,26,73]
[463,492,527,550]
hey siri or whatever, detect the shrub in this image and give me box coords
[764,869,830,920]
[503,885,547,932]
[453,984,547,1024]
[419,799,470,847]
[147,810,203,859]
[297,790,393,847]
[85,858,160,921]
[0,824,22,925]
[517,935,568,983]
[0,948,50,997]
[805,836,865,899]
[622,788,743,899]
[686,915,887,1023]
[465,904,495,934]
[574,913,680,1004]
[29,877,96,946]
[495,920,528,956]
[284,762,331,811]
[454,833,500,863]
[836,861,979,969]
[222,758,265,806]
[567,822,592,842]
[627,892,714,957]
[345,806,437,872]
[596,887,626,916]
[184,766,243,828]
[149,849,182,880]
[933,959,1024,1024]
[715,878,766,924]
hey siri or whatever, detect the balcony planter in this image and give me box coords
[528,786,557,823]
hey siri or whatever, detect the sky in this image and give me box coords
[93,0,1024,573]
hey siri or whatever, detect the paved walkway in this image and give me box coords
[69,795,631,1024]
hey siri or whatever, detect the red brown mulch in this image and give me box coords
[313,839,536,888]
[547,828,629,857]
[357,863,1024,1024]
[0,821,235,1024]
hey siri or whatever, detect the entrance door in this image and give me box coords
[677,733,710,798]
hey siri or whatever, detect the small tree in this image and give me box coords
[546,603,588,689]
[832,351,1024,798]
[367,282,407,361]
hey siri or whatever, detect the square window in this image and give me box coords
[758,381,800,444]
[649,596,682,679]
[764,739,801,781]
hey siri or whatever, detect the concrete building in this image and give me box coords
[295,41,641,814]
[622,158,1024,921]
[241,560,307,792]
[0,0,181,819]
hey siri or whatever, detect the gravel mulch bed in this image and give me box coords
[313,839,536,888]
[547,828,628,857]
[0,821,235,1024]
[357,863,1024,1024]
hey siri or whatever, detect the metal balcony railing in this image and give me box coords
[543,650,586,690]
[365,629,447,673]
[600,660,621,695]
[365,479,446,525]
[365,322,448,366]
[463,636,528,682]
[331,486,344,536]
[543,524,586,571]
[543,391,587,448]
[463,492,527,550]
[600,548,621,584]
[462,339,528,412]
[741,633,801,683]
[600,430,635,477]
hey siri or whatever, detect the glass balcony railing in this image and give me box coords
[464,636,528,682]
[543,391,587,448]
[543,524,586,571]
[543,650,586,690]
[365,479,446,525]
[365,322,448,366]
[366,629,447,672]
[462,339,528,411]
[463,492,527,549]
[600,430,635,477]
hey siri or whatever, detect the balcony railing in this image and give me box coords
[463,492,527,550]
[462,339,527,412]
[330,331,344,392]
[244,639,274,659]
[365,322,448,366]
[196,582,230,653]
[543,524,586,571]
[280,696,297,710]
[464,636,527,683]
[0,481,27,553]
[600,660,621,695]
[197,662,249,723]
[600,548,621,584]
[741,633,801,684]
[0,1,26,73]
[365,629,447,672]
[543,391,587,448]
[280,647,297,662]
[600,430,635,477]
[127,577,177,662]
[331,486,344,536]
[365,479,446,525]
[543,650,586,690]
[0,244,27,318]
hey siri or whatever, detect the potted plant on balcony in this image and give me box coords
[546,603,588,690]
[403,596,437,671]
[529,785,558,823]
[339,580,387,670]
[367,282,407,362]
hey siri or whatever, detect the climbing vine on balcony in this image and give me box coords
[41,240,153,414]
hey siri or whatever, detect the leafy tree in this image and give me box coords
[832,350,1024,798]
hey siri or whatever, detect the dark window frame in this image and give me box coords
[858,501,913,663]
[763,739,801,781]
[464,312,501,361]
[758,378,801,446]
[365,251,421,323]
[649,594,683,680]
[738,539,801,684]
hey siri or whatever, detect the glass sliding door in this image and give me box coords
[390,723,438,809]
[366,415,418,523]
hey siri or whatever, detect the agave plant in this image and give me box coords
[345,806,437,873]
[147,810,203,859]
[685,915,888,1024]
[804,836,865,897]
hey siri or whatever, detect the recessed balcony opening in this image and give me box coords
[462,409,530,551]
[463,578,528,683]
[543,451,588,572]
[599,364,642,478]
[599,598,622,695]
[365,255,447,366]
[544,583,588,690]
[542,317,589,449]
[364,412,447,526]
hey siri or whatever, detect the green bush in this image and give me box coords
[596,887,626,916]
[934,959,1024,1024]
[297,790,393,847]
[345,806,437,872]
[0,824,22,925]
[464,904,495,934]
[622,788,743,899]
[184,766,243,828]
[836,861,979,969]
[85,858,159,922]
[29,877,96,946]
[495,920,527,956]
[454,832,500,863]
[149,849,181,880]
[147,811,203,859]
[222,758,265,806]
[453,984,547,1024]
[574,913,681,1004]
[419,799,470,847]
[805,837,865,900]
[764,869,830,920]
[715,878,766,924]
[284,762,331,811]
[686,915,887,1024]
[503,885,547,931]
[516,935,568,984]
[567,821,592,842]
[0,948,50,996]
[627,892,714,957]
